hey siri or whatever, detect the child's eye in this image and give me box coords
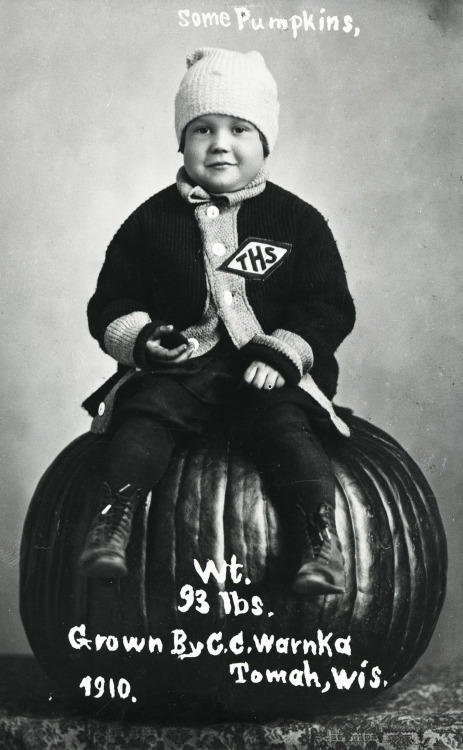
[232,126,247,134]
[195,126,210,134]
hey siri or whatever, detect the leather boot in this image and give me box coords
[78,482,144,577]
[292,504,345,595]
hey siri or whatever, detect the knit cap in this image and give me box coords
[175,47,279,153]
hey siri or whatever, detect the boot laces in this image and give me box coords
[307,505,337,560]
[307,515,328,556]
[93,484,142,543]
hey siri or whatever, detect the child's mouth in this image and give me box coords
[207,162,236,169]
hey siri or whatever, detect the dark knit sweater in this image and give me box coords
[86,180,355,416]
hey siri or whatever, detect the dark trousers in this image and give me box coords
[101,367,336,519]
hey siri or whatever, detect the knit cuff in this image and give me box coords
[99,299,151,340]
[241,330,314,385]
[271,329,314,373]
[103,311,152,366]
[241,336,299,385]
[132,321,166,368]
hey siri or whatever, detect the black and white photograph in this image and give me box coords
[1,1,461,747]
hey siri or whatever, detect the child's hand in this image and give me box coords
[243,361,285,390]
[145,325,195,364]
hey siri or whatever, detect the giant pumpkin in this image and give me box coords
[20,414,447,720]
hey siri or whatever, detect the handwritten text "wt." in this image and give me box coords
[193,555,250,585]
[177,8,361,39]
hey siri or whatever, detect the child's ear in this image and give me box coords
[259,131,269,158]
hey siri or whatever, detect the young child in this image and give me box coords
[80,47,355,595]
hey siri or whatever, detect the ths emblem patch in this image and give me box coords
[220,237,292,280]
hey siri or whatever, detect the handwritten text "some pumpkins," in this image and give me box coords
[177,7,361,38]
[70,556,388,700]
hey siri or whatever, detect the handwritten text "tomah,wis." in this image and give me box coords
[69,625,386,692]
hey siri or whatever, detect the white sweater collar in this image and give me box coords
[176,165,268,207]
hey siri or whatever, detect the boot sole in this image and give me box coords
[79,553,128,578]
[292,572,345,596]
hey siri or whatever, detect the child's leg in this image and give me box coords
[80,376,212,577]
[248,402,335,515]
[101,415,175,497]
[239,400,344,595]
[79,416,176,578]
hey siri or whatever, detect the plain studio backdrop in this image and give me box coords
[1,0,461,674]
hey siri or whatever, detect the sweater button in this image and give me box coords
[224,290,233,306]
[212,242,226,256]
[206,205,219,218]
[188,337,199,351]
[98,402,106,416]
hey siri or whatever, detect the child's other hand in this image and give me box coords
[243,361,285,390]
[145,325,194,364]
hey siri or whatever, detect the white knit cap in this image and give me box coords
[175,47,279,153]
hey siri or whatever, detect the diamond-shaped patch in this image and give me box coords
[219,237,292,280]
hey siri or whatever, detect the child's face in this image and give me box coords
[183,114,265,193]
